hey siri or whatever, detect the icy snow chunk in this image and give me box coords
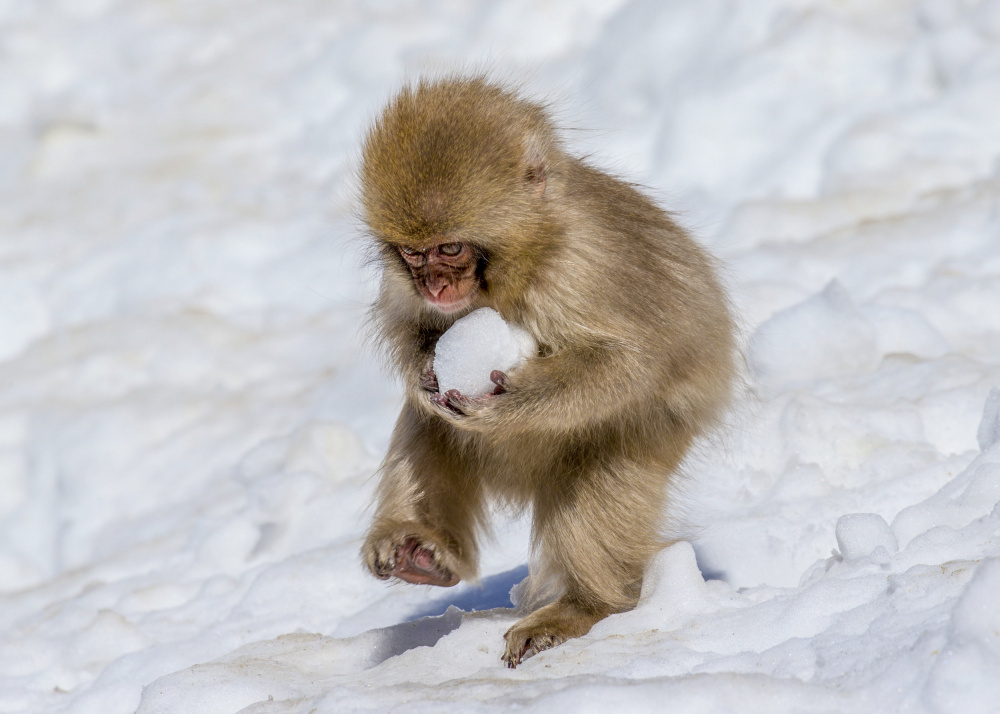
[637,541,708,615]
[977,387,1000,452]
[835,512,898,560]
[433,308,537,397]
[601,541,730,637]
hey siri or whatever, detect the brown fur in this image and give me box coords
[358,76,736,667]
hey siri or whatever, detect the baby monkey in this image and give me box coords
[359,76,736,667]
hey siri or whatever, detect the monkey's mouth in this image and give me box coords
[420,286,475,313]
[431,295,474,313]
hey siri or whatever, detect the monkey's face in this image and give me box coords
[398,241,479,313]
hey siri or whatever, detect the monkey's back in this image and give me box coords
[514,158,736,433]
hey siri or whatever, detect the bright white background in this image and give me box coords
[1,1,999,712]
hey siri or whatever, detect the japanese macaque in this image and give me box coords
[359,76,736,667]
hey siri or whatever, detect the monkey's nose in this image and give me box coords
[428,282,446,298]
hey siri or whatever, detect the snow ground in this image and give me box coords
[1,0,999,712]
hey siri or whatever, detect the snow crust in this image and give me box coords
[2,1,1000,713]
[433,308,537,397]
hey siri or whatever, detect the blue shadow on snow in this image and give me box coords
[406,564,529,621]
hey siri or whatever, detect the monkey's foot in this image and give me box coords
[501,598,609,668]
[363,527,462,587]
[391,536,460,586]
[501,628,566,669]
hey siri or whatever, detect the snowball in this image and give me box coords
[835,512,898,560]
[433,308,537,397]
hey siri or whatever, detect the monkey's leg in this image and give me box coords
[502,458,669,667]
[363,405,483,587]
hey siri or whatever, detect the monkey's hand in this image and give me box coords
[430,370,507,418]
[419,363,439,393]
[363,521,461,587]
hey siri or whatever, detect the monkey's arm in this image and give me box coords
[376,301,440,390]
[434,338,683,434]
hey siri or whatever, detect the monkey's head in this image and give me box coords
[360,77,562,316]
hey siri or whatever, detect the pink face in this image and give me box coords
[399,242,479,313]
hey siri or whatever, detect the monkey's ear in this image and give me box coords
[525,157,546,194]
[524,151,547,195]
[523,130,549,195]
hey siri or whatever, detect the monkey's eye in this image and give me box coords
[398,245,422,257]
[439,242,463,256]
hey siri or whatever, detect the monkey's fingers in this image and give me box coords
[490,370,508,394]
[431,388,501,416]
[445,389,475,411]
[431,389,473,415]
[430,391,463,414]
[419,369,439,393]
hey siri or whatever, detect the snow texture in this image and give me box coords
[977,387,1000,451]
[433,308,537,397]
[2,1,1000,713]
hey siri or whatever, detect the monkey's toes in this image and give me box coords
[501,631,563,669]
[363,539,396,580]
[390,537,459,587]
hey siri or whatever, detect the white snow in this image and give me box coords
[433,308,537,397]
[2,1,1000,713]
